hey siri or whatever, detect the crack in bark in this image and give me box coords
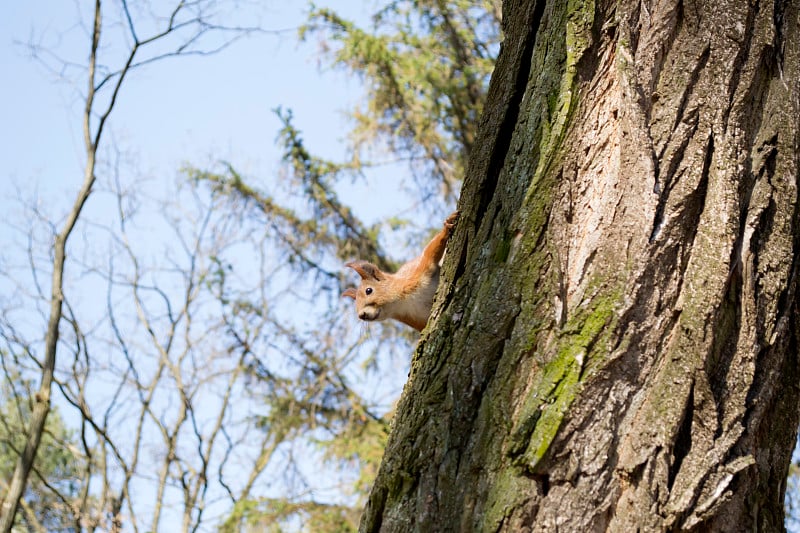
[648,116,701,242]
[472,0,546,226]
[659,44,710,162]
[773,0,788,71]
[634,0,684,98]
[667,383,695,493]
[723,0,759,129]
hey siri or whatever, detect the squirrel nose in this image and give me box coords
[359,311,369,320]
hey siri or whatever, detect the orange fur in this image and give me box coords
[343,211,458,331]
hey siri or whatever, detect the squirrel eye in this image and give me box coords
[365,287,373,295]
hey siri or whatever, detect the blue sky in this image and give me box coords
[0,1,373,216]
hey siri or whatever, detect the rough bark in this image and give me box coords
[360,0,800,531]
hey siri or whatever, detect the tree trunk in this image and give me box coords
[360,0,800,531]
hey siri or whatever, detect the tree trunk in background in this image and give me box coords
[361,0,800,531]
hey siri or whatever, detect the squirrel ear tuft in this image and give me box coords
[345,260,384,281]
[342,288,357,299]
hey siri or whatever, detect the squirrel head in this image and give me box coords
[342,260,390,323]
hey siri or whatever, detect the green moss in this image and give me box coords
[482,468,532,530]
[502,0,607,469]
[566,0,595,61]
[494,234,512,263]
[509,288,621,471]
[478,286,624,525]
[462,0,603,523]
[522,0,593,212]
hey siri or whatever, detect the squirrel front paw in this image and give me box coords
[444,210,459,231]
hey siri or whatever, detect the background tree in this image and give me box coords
[299,0,501,201]
[190,1,502,529]
[0,373,81,532]
[0,1,265,530]
[361,0,800,531]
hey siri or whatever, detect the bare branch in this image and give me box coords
[2,0,273,528]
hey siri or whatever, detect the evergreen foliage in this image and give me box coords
[189,1,501,528]
[0,374,81,532]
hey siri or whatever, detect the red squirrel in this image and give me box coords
[343,211,459,331]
